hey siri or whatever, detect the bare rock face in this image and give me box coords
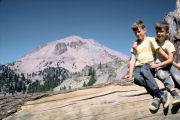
[54,43,68,55]
[54,60,129,91]
[165,0,180,63]
[3,79,180,120]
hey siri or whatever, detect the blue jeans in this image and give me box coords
[134,64,160,97]
[156,65,180,90]
[170,65,180,86]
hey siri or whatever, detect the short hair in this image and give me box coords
[155,21,169,33]
[131,20,146,31]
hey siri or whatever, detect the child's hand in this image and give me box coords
[177,63,180,70]
[173,62,180,70]
[132,41,138,51]
[124,74,133,79]
[150,63,159,68]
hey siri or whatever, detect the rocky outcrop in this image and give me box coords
[54,43,68,55]
[1,79,133,120]
[165,0,180,63]
[0,92,54,120]
[3,79,180,120]
[54,60,129,91]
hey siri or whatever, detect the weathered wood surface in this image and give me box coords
[0,79,132,120]
[4,79,180,120]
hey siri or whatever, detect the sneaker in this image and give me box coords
[149,97,161,111]
[172,96,180,106]
[161,92,170,109]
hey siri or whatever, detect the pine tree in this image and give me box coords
[83,82,87,87]
[88,67,93,76]
[87,68,96,86]
[98,62,102,69]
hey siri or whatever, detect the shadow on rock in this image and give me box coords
[171,104,180,114]
[149,108,159,114]
[150,105,169,116]
[163,106,169,116]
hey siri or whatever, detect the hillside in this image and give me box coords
[4,36,129,93]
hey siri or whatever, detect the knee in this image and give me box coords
[133,73,139,80]
[156,70,167,80]
[133,74,143,82]
[133,75,145,86]
[134,79,145,86]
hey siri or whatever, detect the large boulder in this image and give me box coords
[4,79,180,120]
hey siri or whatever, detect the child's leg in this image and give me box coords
[141,64,162,98]
[139,64,169,111]
[170,65,180,86]
[168,65,180,106]
[156,68,178,96]
[134,66,146,86]
[156,68,175,91]
[156,66,180,106]
[134,66,153,97]
[141,64,170,109]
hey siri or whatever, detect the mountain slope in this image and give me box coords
[8,36,129,74]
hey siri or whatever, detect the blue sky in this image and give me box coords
[0,0,176,64]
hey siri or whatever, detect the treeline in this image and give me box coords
[0,65,30,96]
[27,75,66,93]
[0,65,69,95]
[27,67,69,93]
[0,64,99,96]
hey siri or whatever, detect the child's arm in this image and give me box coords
[172,62,180,70]
[132,41,138,51]
[158,47,168,59]
[156,47,180,69]
[124,53,136,79]
[150,48,173,68]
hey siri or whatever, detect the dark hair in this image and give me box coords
[155,21,169,33]
[131,20,146,31]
